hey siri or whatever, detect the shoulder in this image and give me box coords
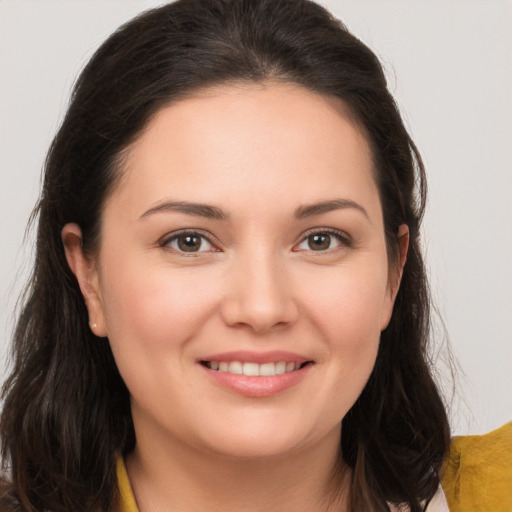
[441,422,512,512]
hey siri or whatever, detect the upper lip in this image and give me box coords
[199,350,312,364]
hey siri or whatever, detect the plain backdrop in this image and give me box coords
[0,0,511,436]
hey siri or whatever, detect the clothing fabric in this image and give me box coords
[117,457,138,512]
[117,422,512,511]
[441,422,512,512]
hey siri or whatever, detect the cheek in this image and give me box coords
[300,260,390,344]
[97,261,224,418]
[98,258,221,353]
[286,263,387,431]
[297,256,389,398]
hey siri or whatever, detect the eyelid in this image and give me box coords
[293,227,352,252]
[160,229,220,254]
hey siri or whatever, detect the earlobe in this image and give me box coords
[61,223,107,337]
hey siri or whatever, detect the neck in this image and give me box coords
[125,423,350,512]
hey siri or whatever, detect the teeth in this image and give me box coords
[229,361,243,374]
[243,362,260,376]
[259,362,275,376]
[275,361,286,374]
[206,360,306,376]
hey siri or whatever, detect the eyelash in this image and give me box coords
[295,228,352,253]
[160,228,351,255]
[160,230,218,255]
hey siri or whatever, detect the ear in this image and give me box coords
[395,223,409,286]
[380,224,409,330]
[62,223,107,337]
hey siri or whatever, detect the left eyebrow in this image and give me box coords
[294,199,370,222]
[139,201,230,221]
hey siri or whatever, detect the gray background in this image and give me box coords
[1,0,511,436]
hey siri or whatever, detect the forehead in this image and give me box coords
[106,81,379,220]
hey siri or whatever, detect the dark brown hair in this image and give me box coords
[0,0,450,510]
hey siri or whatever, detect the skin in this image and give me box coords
[63,82,408,511]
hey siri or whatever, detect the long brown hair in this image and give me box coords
[1,1,450,510]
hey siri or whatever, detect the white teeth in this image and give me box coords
[275,361,286,374]
[228,361,243,374]
[243,362,260,376]
[206,360,307,376]
[259,362,275,376]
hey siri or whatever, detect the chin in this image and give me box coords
[202,434,306,460]
[190,417,334,461]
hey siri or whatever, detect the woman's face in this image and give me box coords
[68,82,404,459]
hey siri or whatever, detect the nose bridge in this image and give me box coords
[221,243,298,333]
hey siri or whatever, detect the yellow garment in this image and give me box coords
[117,423,512,511]
[441,422,512,512]
[116,457,139,512]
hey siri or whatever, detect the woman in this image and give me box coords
[0,0,509,511]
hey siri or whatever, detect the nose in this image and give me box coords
[220,249,299,334]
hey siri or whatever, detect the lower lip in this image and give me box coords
[200,363,313,398]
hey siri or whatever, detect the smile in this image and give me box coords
[202,360,307,376]
[199,351,313,397]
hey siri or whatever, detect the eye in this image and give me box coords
[163,231,216,253]
[295,230,348,252]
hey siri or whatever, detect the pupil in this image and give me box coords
[309,234,330,250]
[178,235,201,252]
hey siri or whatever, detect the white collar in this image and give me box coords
[388,485,450,512]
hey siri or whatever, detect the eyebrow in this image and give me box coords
[139,198,369,222]
[139,201,229,221]
[294,199,370,221]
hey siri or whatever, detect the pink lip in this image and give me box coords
[199,350,311,365]
[198,351,314,398]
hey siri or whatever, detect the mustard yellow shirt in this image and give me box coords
[442,422,512,512]
[117,422,512,512]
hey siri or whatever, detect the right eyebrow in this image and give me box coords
[294,198,370,222]
[139,201,230,221]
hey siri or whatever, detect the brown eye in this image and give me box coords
[177,234,202,252]
[307,233,331,251]
[295,230,346,252]
[165,232,215,253]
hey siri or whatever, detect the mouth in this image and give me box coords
[200,360,311,376]
[197,350,316,398]
[198,351,314,397]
